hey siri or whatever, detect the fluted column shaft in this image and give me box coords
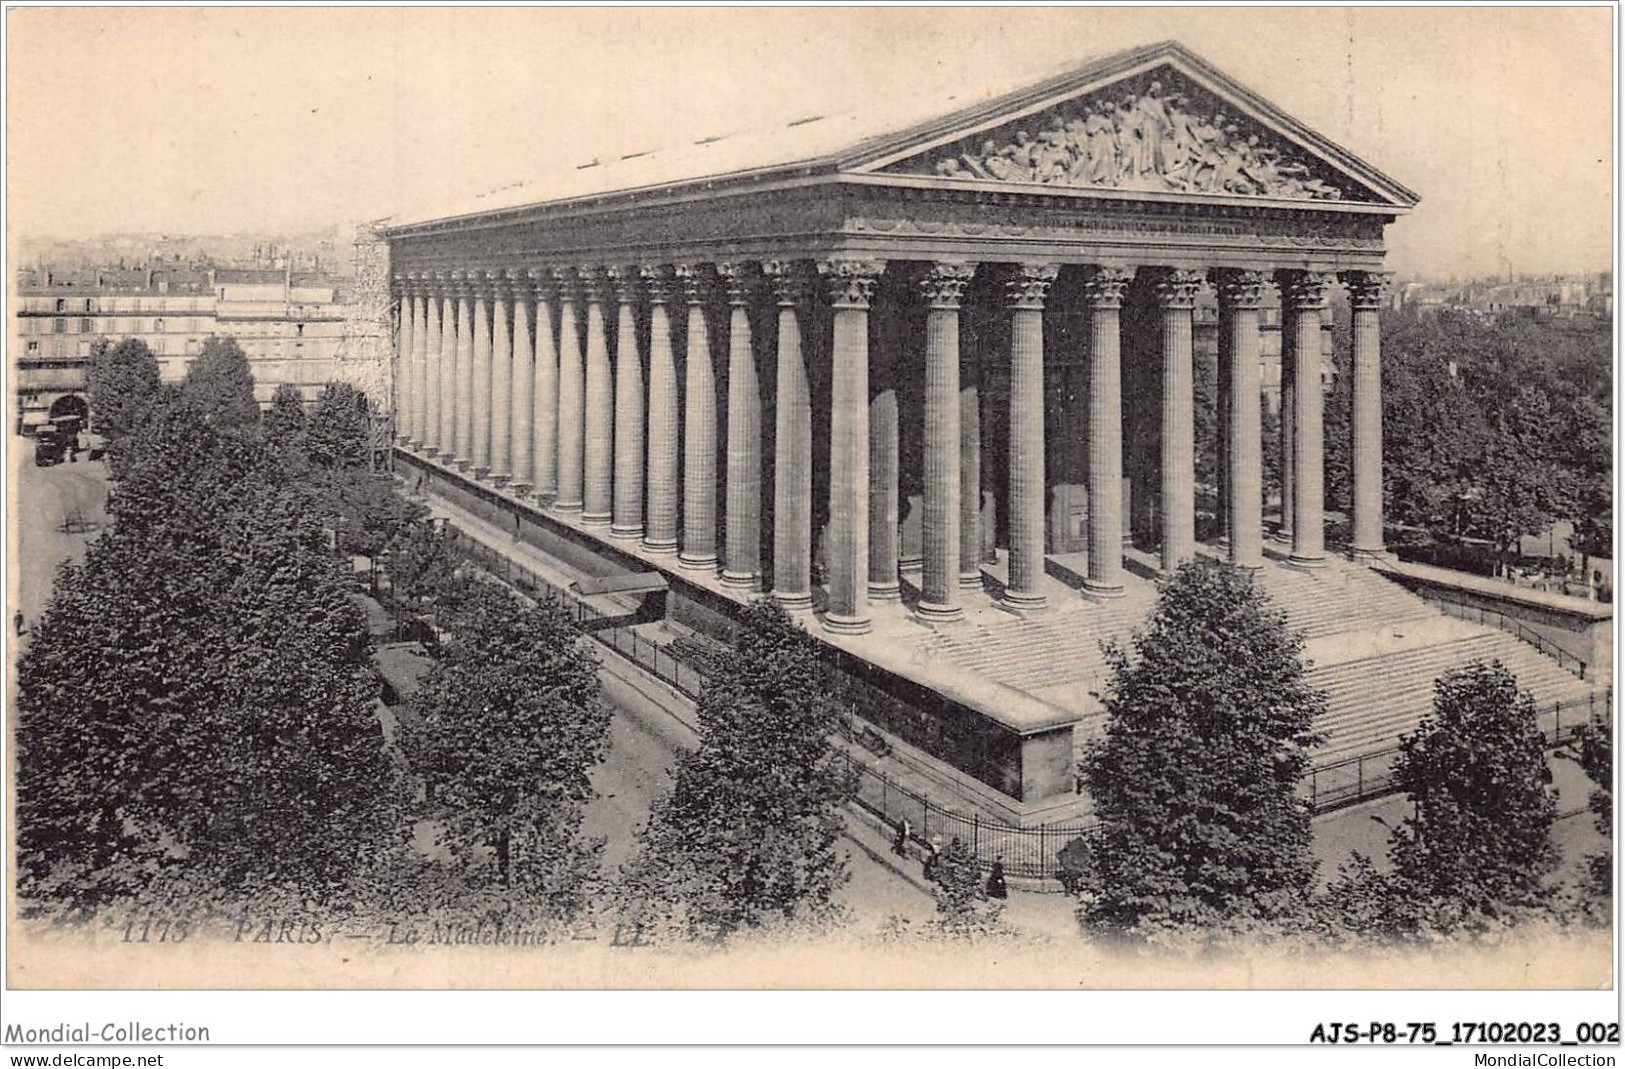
[582,271,614,525]
[823,260,884,635]
[1003,264,1057,613]
[720,263,762,588]
[678,266,718,569]
[554,273,585,511]
[1280,321,1296,540]
[489,284,512,483]
[438,290,457,458]
[868,307,901,604]
[454,285,475,469]
[1219,270,1268,569]
[471,287,493,475]
[1285,272,1331,566]
[508,274,535,493]
[1156,269,1203,574]
[1347,271,1388,559]
[396,283,415,443]
[422,287,443,454]
[611,268,645,540]
[958,309,983,591]
[412,289,430,447]
[768,262,812,608]
[533,284,559,500]
[643,269,680,554]
[918,263,974,621]
[1083,268,1132,596]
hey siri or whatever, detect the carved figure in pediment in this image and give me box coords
[1034,124,1070,182]
[1082,102,1119,183]
[981,140,1025,182]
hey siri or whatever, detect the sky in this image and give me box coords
[6,5,1614,279]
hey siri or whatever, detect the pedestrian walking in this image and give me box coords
[924,835,943,883]
[986,856,1008,900]
[892,817,911,858]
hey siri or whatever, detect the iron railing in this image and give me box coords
[1306,687,1611,813]
[1418,592,1591,680]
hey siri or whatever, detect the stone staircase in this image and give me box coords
[1247,552,1438,640]
[1306,629,1598,761]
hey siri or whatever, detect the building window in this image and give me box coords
[83,298,93,313]
[54,298,65,312]
[53,318,65,334]
[79,318,93,333]
[26,340,38,353]
[296,323,304,337]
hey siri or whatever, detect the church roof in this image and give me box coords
[386,40,1417,236]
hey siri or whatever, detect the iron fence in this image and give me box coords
[1421,594,1591,680]
[1307,687,1612,813]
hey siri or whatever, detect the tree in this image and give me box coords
[618,599,851,944]
[327,471,429,560]
[307,381,372,471]
[265,382,309,445]
[1563,395,1611,574]
[182,335,260,436]
[928,837,1010,942]
[1388,661,1558,912]
[86,337,161,446]
[1572,710,1612,909]
[1079,560,1323,937]
[1463,385,1567,575]
[406,581,608,922]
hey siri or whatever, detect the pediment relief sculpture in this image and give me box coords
[900,72,1356,203]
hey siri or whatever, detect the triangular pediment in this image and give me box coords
[845,43,1417,210]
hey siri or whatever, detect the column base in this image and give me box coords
[581,512,612,527]
[474,465,490,481]
[1228,557,1266,572]
[507,482,531,499]
[773,589,814,611]
[678,552,718,572]
[552,499,583,514]
[1083,578,1126,599]
[456,459,474,474]
[720,570,761,591]
[1000,590,1049,616]
[898,557,924,574]
[916,599,964,623]
[610,524,644,541]
[1349,545,1391,564]
[643,536,679,556]
[532,488,559,508]
[958,570,984,591]
[1287,552,1327,569]
[868,580,902,603]
[822,611,873,635]
[490,473,510,488]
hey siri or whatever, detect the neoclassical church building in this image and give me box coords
[383,42,1602,817]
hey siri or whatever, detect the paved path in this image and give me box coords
[11,438,109,630]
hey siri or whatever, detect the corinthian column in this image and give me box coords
[822,258,885,635]
[582,268,615,526]
[869,298,901,605]
[766,261,813,609]
[1155,268,1204,575]
[532,272,560,502]
[412,278,430,449]
[507,270,534,495]
[438,277,458,462]
[553,268,585,512]
[1003,263,1057,614]
[959,295,983,591]
[454,274,475,471]
[1217,269,1270,570]
[422,277,443,456]
[395,276,415,444]
[718,262,763,589]
[642,266,680,554]
[489,273,513,485]
[678,263,719,571]
[1083,266,1132,596]
[1279,316,1295,541]
[1283,270,1333,567]
[610,266,645,540]
[917,262,975,622]
[470,277,493,477]
[1346,270,1388,560]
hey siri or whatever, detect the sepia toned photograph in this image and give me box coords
[2,2,1616,1024]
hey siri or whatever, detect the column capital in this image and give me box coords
[550,265,583,301]
[1005,263,1059,310]
[919,262,977,310]
[581,266,617,304]
[763,259,814,308]
[449,268,474,296]
[639,264,677,305]
[715,261,765,307]
[816,258,886,309]
[605,265,641,304]
[1279,269,1336,310]
[496,268,529,300]
[472,269,503,297]
[1342,270,1391,310]
[673,262,717,306]
[525,267,557,300]
[1214,268,1274,310]
[1080,266,1134,309]
[1151,267,1207,310]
